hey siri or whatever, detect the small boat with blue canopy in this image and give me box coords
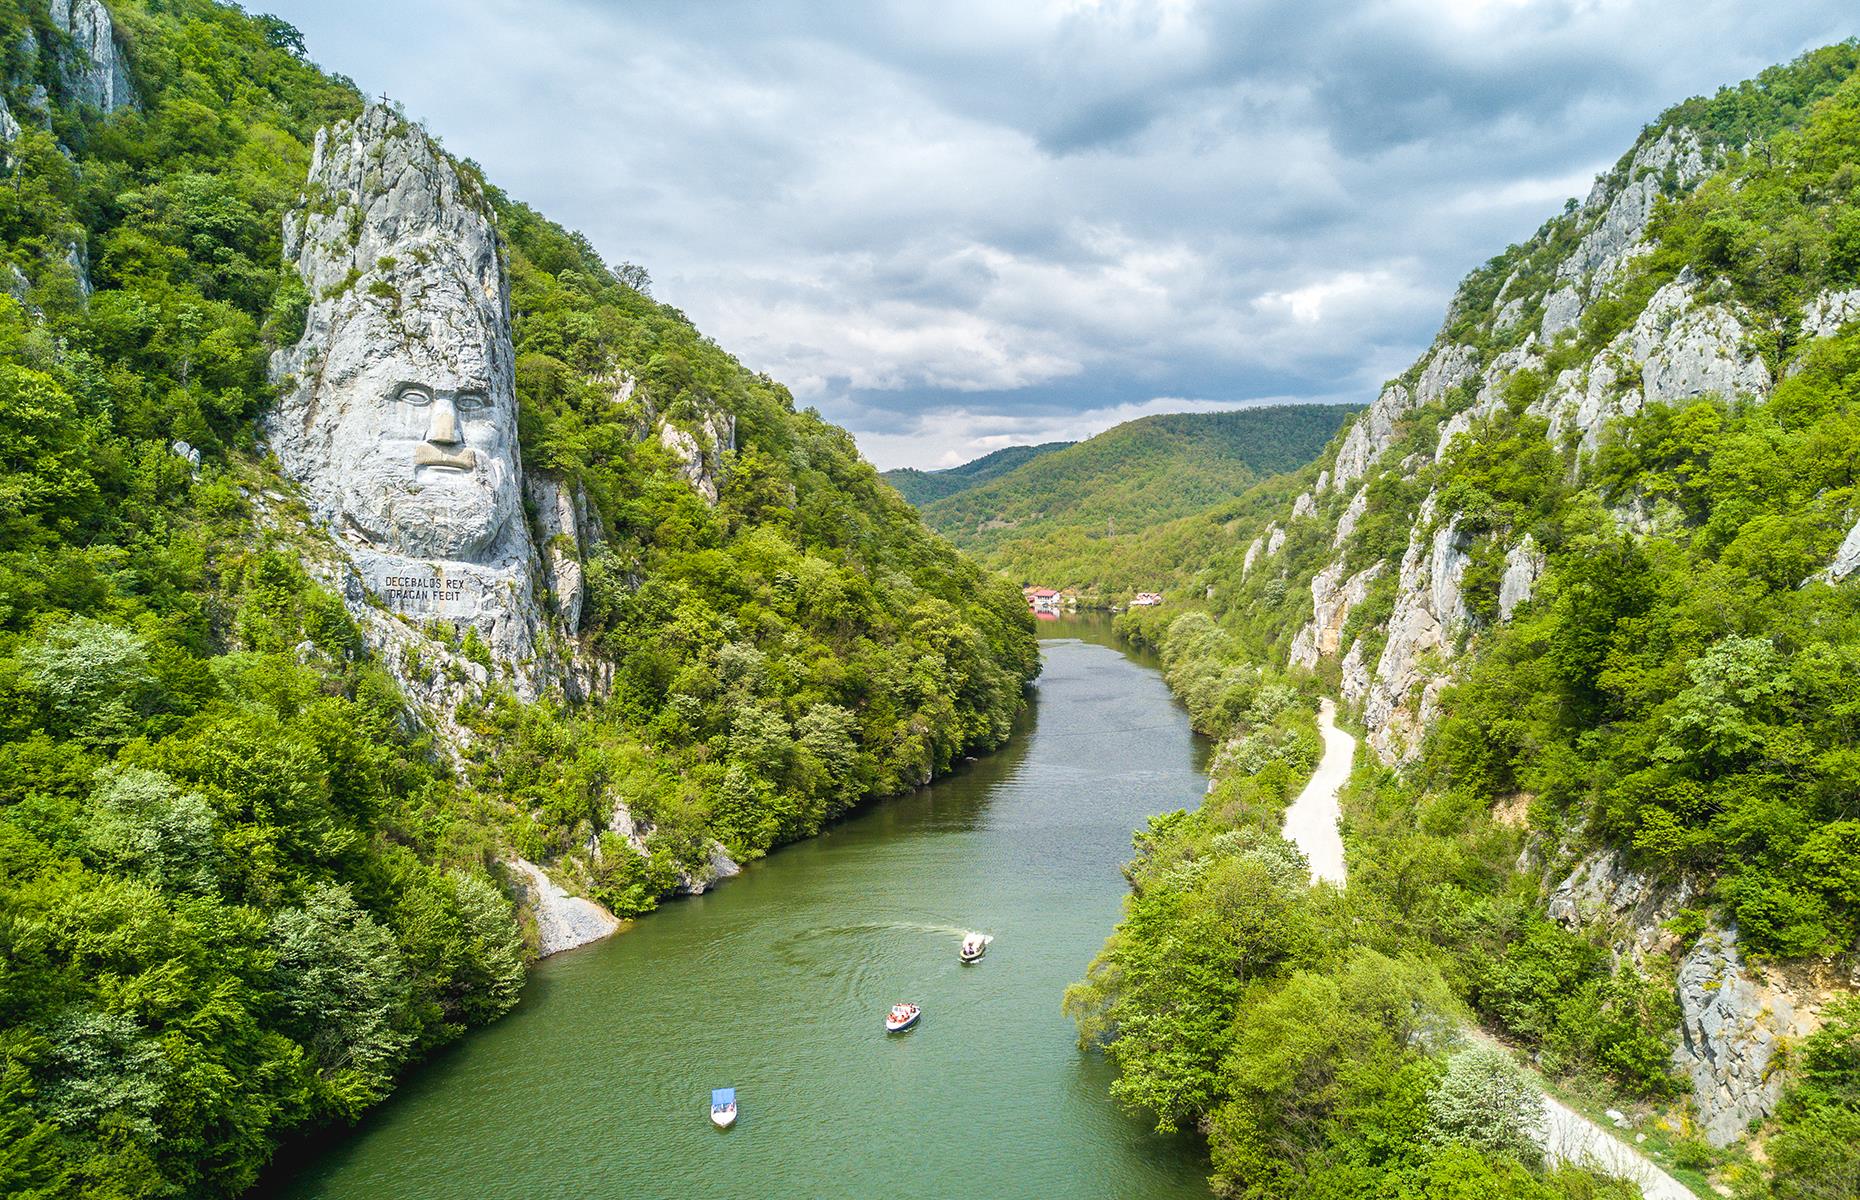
[710,1087,737,1129]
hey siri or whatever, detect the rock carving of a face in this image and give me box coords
[272,104,524,564]
[315,298,520,561]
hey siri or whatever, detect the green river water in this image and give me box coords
[273,617,1213,1199]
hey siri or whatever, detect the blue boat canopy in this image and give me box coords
[712,1088,735,1108]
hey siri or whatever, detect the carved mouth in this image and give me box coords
[415,443,478,471]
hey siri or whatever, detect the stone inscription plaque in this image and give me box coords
[384,572,469,609]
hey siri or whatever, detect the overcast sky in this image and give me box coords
[262,0,1854,469]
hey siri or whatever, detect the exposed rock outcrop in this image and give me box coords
[1339,637,1372,706]
[602,799,742,896]
[1545,128,1709,339]
[658,411,734,505]
[0,96,19,167]
[1332,383,1411,491]
[677,842,743,896]
[1362,498,1469,762]
[1332,344,1480,491]
[505,858,620,957]
[527,473,599,637]
[49,0,137,113]
[1673,927,1820,1147]
[1545,846,1697,958]
[1534,279,1770,453]
[1540,285,1584,339]
[1289,560,1384,670]
[1802,287,1860,340]
[1826,518,1860,582]
[1497,536,1544,620]
[1242,534,1264,576]
[1333,486,1367,547]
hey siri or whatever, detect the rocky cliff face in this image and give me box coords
[1536,844,1838,1147]
[1298,124,1776,763]
[1237,107,1860,1147]
[49,0,136,114]
[266,104,608,728]
[265,105,624,951]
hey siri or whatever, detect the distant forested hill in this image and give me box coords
[917,405,1356,590]
[880,440,1074,505]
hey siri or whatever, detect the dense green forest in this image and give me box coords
[913,406,1355,597]
[880,440,1073,506]
[0,2,1036,1195]
[1070,42,1860,1200]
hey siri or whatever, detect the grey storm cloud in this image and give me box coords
[264,0,1855,467]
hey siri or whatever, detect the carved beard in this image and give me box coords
[343,464,515,560]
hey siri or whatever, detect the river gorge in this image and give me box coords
[273,618,1214,1199]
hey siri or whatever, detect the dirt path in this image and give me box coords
[1539,1091,1695,1200]
[1281,698,1352,884]
[1290,702,1697,1200]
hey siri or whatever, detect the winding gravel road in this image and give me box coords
[1279,701,1699,1200]
[1281,698,1352,884]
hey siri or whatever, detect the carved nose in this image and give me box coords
[426,396,461,445]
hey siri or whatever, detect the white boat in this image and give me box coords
[885,1002,921,1033]
[710,1087,736,1129]
[960,932,990,963]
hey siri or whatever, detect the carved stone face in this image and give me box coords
[316,310,520,561]
[271,104,525,565]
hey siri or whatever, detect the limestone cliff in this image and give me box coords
[266,104,618,951]
[266,104,610,726]
[48,0,137,114]
[1219,91,1860,1151]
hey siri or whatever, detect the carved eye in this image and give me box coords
[455,390,492,412]
[395,385,433,406]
